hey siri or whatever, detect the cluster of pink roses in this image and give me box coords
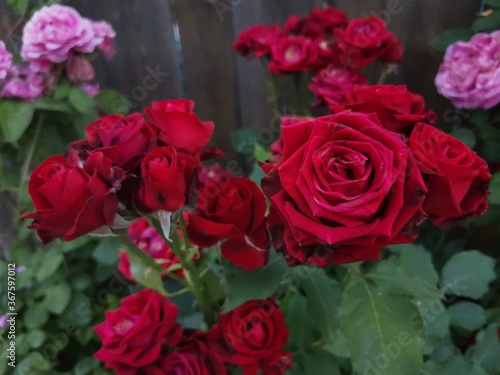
[435,30,500,109]
[0,4,115,100]
[233,7,403,107]
[94,289,291,374]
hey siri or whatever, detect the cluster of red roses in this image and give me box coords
[263,84,490,266]
[233,7,402,107]
[94,289,291,374]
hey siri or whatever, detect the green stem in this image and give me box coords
[377,66,390,85]
[261,58,281,114]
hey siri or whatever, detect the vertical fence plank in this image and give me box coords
[170,0,239,162]
[69,0,184,110]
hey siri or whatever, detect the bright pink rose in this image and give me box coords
[268,36,320,74]
[233,25,284,59]
[92,20,116,59]
[1,65,46,100]
[435,30,500,109]
[0,41,12,81]
[94,288,182,373]
[21,5,95,69]
[82,82,100,97]
[309,65,367,107]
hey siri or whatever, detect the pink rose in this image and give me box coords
[92,20,116,59]
[0,41,13,81]
[1,65,46,100]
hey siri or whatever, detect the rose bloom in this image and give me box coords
[187,176,270,270]
[261,112,426,267]
[81,82,100,97]
[21,4,95,70]
[94,288,182,373]
[269,116,314,155]
[199,163,232,187]
[92,20,116,59]
[144,99,215,155]
[284,7,348,38]
[409,123,491,226]
[118,218,183,281]
[309,65,367,107]
[66,54,95,83]
[233,25,284,59]
[268,36,320,75]
[435,30,500,109]
[138,146,198,213]
[207,299,291,373]
[0,41,13,81]
[336,16,402,69]
[332,85,437,135]
[22,151,123,243]
[1,65,47,100]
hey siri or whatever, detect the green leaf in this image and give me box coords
[231,128,258,154]
[285,294,317,351]
[302,349,341,375]
[450,128,476,149]
[223,251,288,311]
[429,28,473,51]
[0,101,35,142]
[338,272,425,375]
[92,237,121,265]
[74,357,100,375]
[36,247,64,281]
[7,0,28,15]
[466,324,500,373]
[323,328,351,358]
[488,172,500,205]
[94,89,130,114]
[484,0,500,7]
[254,143,271,162]
[43,282,72,314]
[472,12,500,32]
[423,356,489,375]
[249,160,265,185]
[53,81,72,100]
[27,329,46,349]
[448,302,487,331]
[415,298,450,349]
[68,87,95,114]
[24,304,49,329]
[440,251,496,299]
[33,97,73,113]
[297,267,341,340]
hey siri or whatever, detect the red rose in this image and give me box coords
[233,25,284,59]
[187,177,270,270]
[332,85,437,134]
[199,163,232,188]
[336,17,402,69]
[138,146,198,213]
[268,36,320,75]
[244,351,293,375]
[261,112,426,266]
[118,218,183,281]
[157,331,227,375]
[70,113,155,170]
[270,116,314,155]
[22,151,122,244]
[144,99,214,154]
[284,7,348,38]
[207,299,290,371]
[409,123,491,226]
[309,65,367,107]
[94,288,182,373]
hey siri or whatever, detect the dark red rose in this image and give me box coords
[309,65,367,108]
[199,163,232,188]
[244,351,293,375]
[70,113,155,170]
[138,146,198,213]
[144,99,214,154]
[22,151,123,244]
[284,7,348,38]
[268,36,320,75]
[233,25,284,59]
[207,299,290,370]
[409,123,491,226]
[336,17,402,69]
[261,112,426,267]
[270,116,314,155]
[332,85,437,134]
[94,288,182,373]
[157,331,227,375]
[187,176,270,270]
[118,218,183,281]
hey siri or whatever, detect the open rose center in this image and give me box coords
[284,45,302,63]
[246,322,267,348]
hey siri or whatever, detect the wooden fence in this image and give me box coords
[0,0,481,161]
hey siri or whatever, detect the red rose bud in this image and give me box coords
[233,25,284,59]
[66,54,95,83]
[284,7,348,38]
[261,112,426,267]
[336,16,403,69]
[94,288,182,373]
[144,99,214,154]
[268,36,320,75]
[22,151,123,244]
[207,299,290,370]
[309,65,367,108]
[409,123,491,226]
[138,146,198,213]
[187,176,270,270]
[70,113,155,170]
[332,85,437,135]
